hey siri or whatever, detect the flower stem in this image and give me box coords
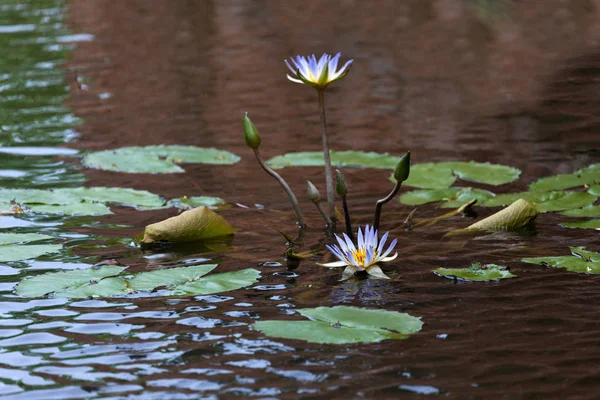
[317,89,336,230]
[341,195,354,241]
[373,181,401,231]
[253,148,305,228]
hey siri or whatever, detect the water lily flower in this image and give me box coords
[318,224,398,280]
[285,53,353,90]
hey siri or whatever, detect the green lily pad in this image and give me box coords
[166,196,225,209]
[252,306,423,344]
[400,163,456,189]
[129,264,218,291]
[529,164,600,191]
[266,151,399,170]
[560,205,600,217]
[0,244,63,263]
[0,189,77,205]
[82,145,240,174]
[55,277,130,298]
[588,185,600,196]
[399,187,494,207]
[172,268,260,295]
[28,202,113,216]
[483,191,597,212]
[559,219,600,230]
[437,161,521,186]
[56,187,165,209]
[522,247,600,274]
[0,233,53,245]
[434,263,516,281]
[15,265,127,297]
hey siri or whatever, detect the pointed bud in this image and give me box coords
[243,112,261,149]
[394,151,411,182]
[335,169,347,197]
[307,181,321,203]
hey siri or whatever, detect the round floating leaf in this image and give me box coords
[129,264,218,291]
[588,185,600,196]
[0,244,62,263]
[483,191,597,212]
[434,264,516,281]
[15,265,127,297]
[172,268,260,295]
[141,206,234,244]
[437,161,521,186]
[167,196,225,209]
[0,233,53,245]
[560,205,600,218]
[529,164,600,191]
[0,188,77,205]
[399,187,494,207]
[253,306,423,344]
[54,277,130,298]
[267,151,399,169]
[399,163,456,189]
[56,187,165,209]
[28,202,113,216]
[82,145,240,174]
[522,248,600,274]
[559,219,600,230]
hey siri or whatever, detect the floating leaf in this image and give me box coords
[252,306,423,344]
[56,187,165,209]
[55,277,130,298]
[141,206,234,245]
[446,199,537,236]
[0,188,77,205]
[529,164,600,191]
[400,163,456,189]
[0,244,62,263]
[437,161,521,186]
[173,268,260,295]
[522,247,600,274]
[27,202,113,216]
[559,219,600,230]
[82,145,240,174]
[433,263,516,281]
[588,185,600,196]
[560,205,600,218]
[483,191,596,212]
[166,196,225,209]
[15,265,127,297]
[129,264,218,291]
[266,150,399,170]
[0,233,53,245]
[399,187,494,207]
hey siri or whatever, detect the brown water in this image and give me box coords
[2,0,600,399]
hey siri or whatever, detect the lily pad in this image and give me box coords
[529,164,600,191]
[437,161,521,186]
[27,202,113,216]
[434,263,516,281]
[560,205,600,218]
[0,188,77,205]
[559,219,600,230]
[0,244,63,263]
[173,268,260,295]
[141,206,234,245]
[15,265,127,297]
[166,196,225,209]
[399,187,494,207]
[55,277,130,298]
[129,264,218,291]
[56,187,165,209]
[266,151,399,170]
[252,306,423,344]
[446,199,537,236]
[483,191,597,212]
[588,185,600,196]
[82,145,240,174]
[522,247,600,274]
[0,233,53,245]
[400,163,456,189]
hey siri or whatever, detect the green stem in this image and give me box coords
[317,89,336,229]
[253,148,305,228]
[373,181,401,231]
[342,195,354,241]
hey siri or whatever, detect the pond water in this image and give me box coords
[1,0,600,398]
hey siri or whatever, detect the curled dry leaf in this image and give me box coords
[141,206,234,245]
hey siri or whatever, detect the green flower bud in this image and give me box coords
[394,151,411,182]
[335,169,347,197]
[243,112,261,149]
[307,181,321,203]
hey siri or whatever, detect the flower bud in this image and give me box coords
[394,151,411,182]
[243,112,261,149]
[307,181,321,203]
[335,169,347,197]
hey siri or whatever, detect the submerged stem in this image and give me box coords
[253,148,305,228]
[317,89,336,229]
[373,181,401,231]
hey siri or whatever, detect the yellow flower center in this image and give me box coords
[351,249,377,267]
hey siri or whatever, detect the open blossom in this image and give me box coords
[318,225,398,280]
[285,53,353,90]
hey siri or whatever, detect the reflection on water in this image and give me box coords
[0,0,599,399]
